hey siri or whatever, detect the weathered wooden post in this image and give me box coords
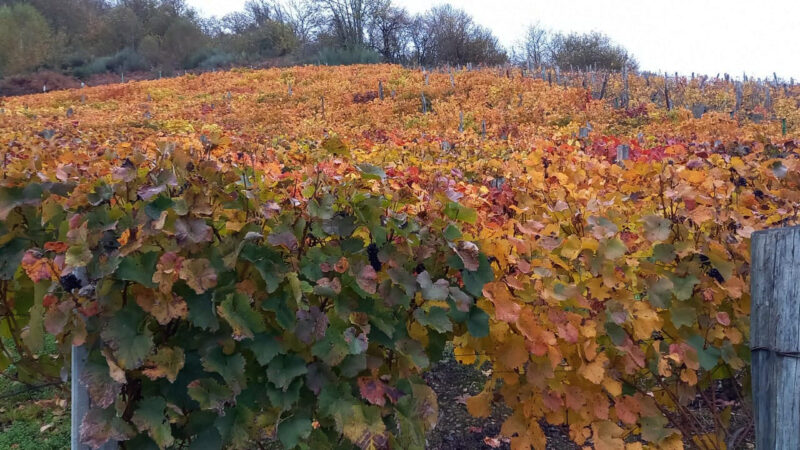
[621,66,630,109]
[664,75,672,111]
[615,144,629,166]
[458,111,464,133]
[751,226,800,450]
[72,346,115,449]
[378,80,383,100]
[735,82,743,114]
[71,345,87,450]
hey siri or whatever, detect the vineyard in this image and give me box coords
[0,64,798,449]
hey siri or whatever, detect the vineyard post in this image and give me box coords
[459,111,464,133]
[664,75,672,111]
[378,80,383,100]
[751,226,800,450]
[621,66,629,109]
[71,345,115,449]
[765,84,772,110]
[481,120,486,139]
[735,82,743,114]
[615,145,629,166]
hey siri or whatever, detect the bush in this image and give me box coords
[313,46,382,66]
[73,48,148,79]
[0,136,489,448]
[186,49,237,70]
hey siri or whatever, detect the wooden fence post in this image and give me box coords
[71,345,115,449]
[751,226,800,450]
[71,345,87,449]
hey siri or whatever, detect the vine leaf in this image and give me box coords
[132,397,175,448]
[100,304,153,370]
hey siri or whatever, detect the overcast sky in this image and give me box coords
[189,0,800,79]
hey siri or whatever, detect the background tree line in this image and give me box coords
[0,0,635,80]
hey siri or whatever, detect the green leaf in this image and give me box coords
[202,347,246,392]
[444,201,477,224]
[443,223,462,241]
[116,252,159,288]
[396,338,429,369]
[145,195,173,220]
[466,306,489,338]
[101,303,153,369]
[357,164,386,181]
[240,244,287,293]
[88,182,113,206]
[416,271,448,300]
[461,255,493,297]
[640,414,677,444]
[344,327,368,354]
[182,288,219,331]
[688,335,721,371]
[670,274,699,301]
[652,243,675,263]
[132,397,174,448]
[0,238,26,280]
[605,322,627,346]
[311,331,348,366]
[267,378,303,410]
[245,333,284,366]
[188,378,234,412]
[308,194,335,220]
[670,303,696,328]
[267,354,308,390]
[277,414,312,448]
[599,238,626,260]
[641,215,671,242]
[413,307,452,333]
[218,293,266,340]
[21,281,48,353]
[388,267,417,297]
[188,428,222,450]
[214,404,253,448]
[646,276,674,309]
[0,184,43,220]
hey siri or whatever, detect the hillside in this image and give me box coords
[0,64,796,449]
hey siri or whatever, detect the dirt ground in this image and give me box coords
[424,356,579,450]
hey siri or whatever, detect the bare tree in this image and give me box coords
[283,0,323,49]
[516,21,548,68]
[367,0,410,62]
[409,5,506,67]
[315,0,373,47]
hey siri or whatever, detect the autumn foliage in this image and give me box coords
[1,64,797,449]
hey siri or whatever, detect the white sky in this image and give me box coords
[189,0,800,79]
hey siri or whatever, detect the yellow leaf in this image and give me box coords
[591,421,625,450]
[579,353,607,384]
[466,390,492,418]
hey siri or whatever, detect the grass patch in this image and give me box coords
[0,337,69,449]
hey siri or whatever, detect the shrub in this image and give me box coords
[313,46,382,66]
